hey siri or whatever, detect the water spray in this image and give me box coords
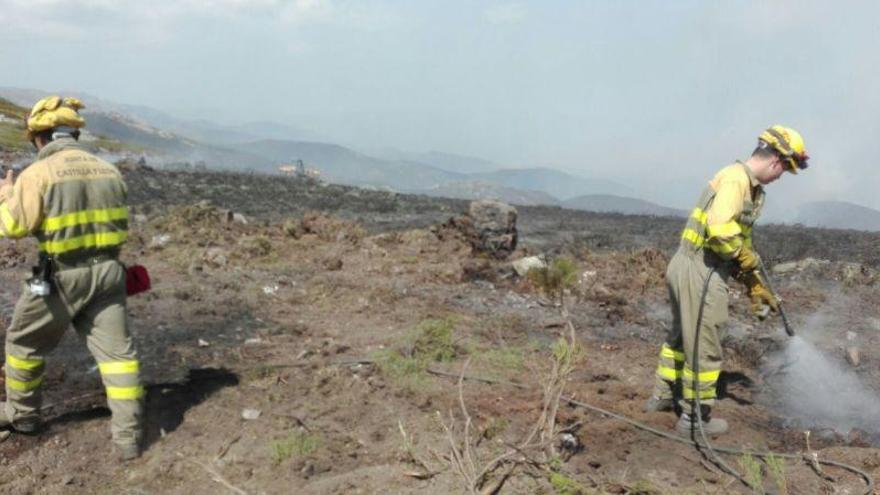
[686,261,873,493]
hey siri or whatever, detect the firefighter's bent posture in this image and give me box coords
[646,126,809,436]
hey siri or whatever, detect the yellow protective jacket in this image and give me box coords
[679,161,764,263]
[0,138,128,257]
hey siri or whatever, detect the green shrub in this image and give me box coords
[270,431,320,463]
[739,453,765,494]
[528,257,579,302]
[548,471,587,495]
[374,318,457,392]
[766,453,788,495]
[373,349,428,392]
[480,346,526,371]
[410,318,456,362]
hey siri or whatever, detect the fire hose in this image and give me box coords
[758,262,795,337]
[335,265,874,492]
[688,263,873,493]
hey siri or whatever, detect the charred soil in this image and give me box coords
[0,167,878,494]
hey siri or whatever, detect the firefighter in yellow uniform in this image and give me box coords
[645,126,809,436]
[0,96,143,460]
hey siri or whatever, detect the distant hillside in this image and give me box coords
[0,87,314,152]
[239,139,461,190]
[106,110,316,147]
[0,89,170,154]
[420,180,561,206]
[84,112,271,168]
[793,201,880,231]
[85,112,188,152]
[94,107,273,146]
[564,194,685,217]
[468,168,631,200]
[0,97,25,119]
[0,97,28,151]
[373,149,502,174]
[0,97,136,154]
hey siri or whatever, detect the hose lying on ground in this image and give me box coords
[420,364,875,495]
[333,357,875,494]
[685,262,872,494]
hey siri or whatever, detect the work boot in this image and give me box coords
[0,402,39,434]
[643,396,675,413]
[117,443,141,462]
[675,412,728,437]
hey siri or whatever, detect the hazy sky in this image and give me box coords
[2,0,878,217]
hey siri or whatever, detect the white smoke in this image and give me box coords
[769,334,880,437]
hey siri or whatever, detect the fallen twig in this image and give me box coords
[398,419,441,475]
[557,420,583,435]
[178,453,249,495]
[458,359,478,480]
[479,461,517,495]
[214,433,242,463]
[42,392,106,411]
[270,412,311,432]
[402,469,440,480]
[425,367,522,387]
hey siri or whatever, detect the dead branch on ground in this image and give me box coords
[438,294,583,494]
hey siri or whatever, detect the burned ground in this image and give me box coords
[0,166,879,494]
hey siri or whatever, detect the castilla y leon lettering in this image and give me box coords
[56,167,116,178]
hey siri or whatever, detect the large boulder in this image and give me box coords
[432,200,519,260]
[468,200,518,259]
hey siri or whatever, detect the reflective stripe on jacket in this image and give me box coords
[679,162,764,260]
[0,138,128,257]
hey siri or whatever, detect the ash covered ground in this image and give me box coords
[0,166,879,494]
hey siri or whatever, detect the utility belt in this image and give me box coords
[27,250,119,296]
[51,250,119,270]
[677,245,735,280]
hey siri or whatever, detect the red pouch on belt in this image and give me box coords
[126,265,151,296]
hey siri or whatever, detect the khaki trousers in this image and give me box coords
[652,249,729,414]
[4,259,143,447]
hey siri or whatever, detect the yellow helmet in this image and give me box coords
[758,125,809,174]
[24,95,86,141]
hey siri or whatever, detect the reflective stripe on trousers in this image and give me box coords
[682,366,720,400]
[655,343,684,382]
[99,360,145,401]
[5,354,45,393]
